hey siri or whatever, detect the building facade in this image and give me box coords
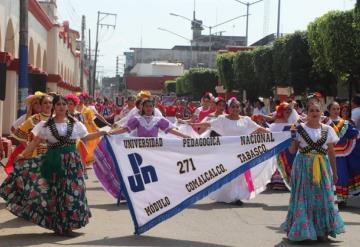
[0,0,85,135]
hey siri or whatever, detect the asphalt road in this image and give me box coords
[0,166,359,247]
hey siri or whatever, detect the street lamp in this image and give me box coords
[233,0,264,46]
[157,27,194,67]
[170,13,247,51]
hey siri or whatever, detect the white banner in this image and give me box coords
[100,132,291,234]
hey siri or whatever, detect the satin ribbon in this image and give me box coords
[41,145,76,181]
[312,154,329,185]
[244,170,255,193]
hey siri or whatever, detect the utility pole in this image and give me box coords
[233,0,264,46]
[93,11,117,97]
[80,15,86,90]
[277,0,281,38]
[116,56,119,76]
[88,29,92,94]
[18,0,29,117]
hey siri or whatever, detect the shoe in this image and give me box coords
[233,200,243,206]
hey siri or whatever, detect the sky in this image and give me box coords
[57,0,357,77]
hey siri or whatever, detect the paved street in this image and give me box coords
[1,166,359,247]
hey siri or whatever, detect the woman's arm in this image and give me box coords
[327,144,338,184]
[81,130,107,142]
[191,122,211,129]
[168,128,191,138]
[251,127,269,134]
[288,140,299,154]
[18,137,43,159]
[95,112,112,127]
[109,127,129,135]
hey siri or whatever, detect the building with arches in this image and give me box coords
[0,0,87,135]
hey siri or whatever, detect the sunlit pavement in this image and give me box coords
[1,166,359,247]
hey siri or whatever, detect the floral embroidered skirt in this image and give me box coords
[281,153,345,241]
[0,151,91,234]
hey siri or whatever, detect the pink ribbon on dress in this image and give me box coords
[244,170,255,193]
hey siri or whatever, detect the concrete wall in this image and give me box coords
[132,48,217,69]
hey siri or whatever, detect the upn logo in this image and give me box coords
[127,153,158,192]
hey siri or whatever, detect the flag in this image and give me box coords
[96,132,291,234]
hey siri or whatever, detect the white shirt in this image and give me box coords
[351,107,360,130]
[209,115,260,136]
[296,123,339,150]
[32,121,88,144]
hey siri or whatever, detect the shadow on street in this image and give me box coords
[60,235,231,247]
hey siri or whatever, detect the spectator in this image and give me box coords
[351,96,360,129]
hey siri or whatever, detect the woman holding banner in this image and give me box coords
[281,101,345,242]
[110,98,189,138]
[192,97,275,205]
[0,95,108,236]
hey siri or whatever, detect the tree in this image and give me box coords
[217,52,236,91]
[175,69,218,100]
[272,32,314,95]
[233,51,257,101]
[165,80,176,94]
[307,10,360,99]
[252,46,274,97]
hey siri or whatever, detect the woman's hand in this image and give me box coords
[333,173,338,184]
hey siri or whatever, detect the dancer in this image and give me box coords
[281,101,345,241]
[5,95,52,175]
[5,92,43,174]
[324,102,359,206]
[0,95,107,236]
[192,97,274,204]
[268,102,296,190]
[110,98,189,138]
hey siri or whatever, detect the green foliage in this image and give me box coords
[175,68,218,100]
[233,51,257,101]
[165,80,176,94]
[216,53,236,91]
[252,46,274,97]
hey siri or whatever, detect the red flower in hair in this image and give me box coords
[65,93,80,105]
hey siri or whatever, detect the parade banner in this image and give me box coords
[99,132,291,234]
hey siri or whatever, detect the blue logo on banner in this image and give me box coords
[127,153,158,192]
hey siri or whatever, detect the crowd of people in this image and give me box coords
[0,89,359,242]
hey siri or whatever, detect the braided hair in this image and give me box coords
[45,94,77,127]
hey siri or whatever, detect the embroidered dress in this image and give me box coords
[79,106,99,163]
[281,123,345,241]
[0,120,91,234]
[5,113,50,174]
[326,118,359,202]
[346,135,360,198]
[268,123,295,190]
[125,115,173,137]
[207,115,276,202]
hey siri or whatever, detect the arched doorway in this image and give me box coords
[36,44,41,69]
[42,51,47,72]
[2,19,17,135]
[28,38,35,66]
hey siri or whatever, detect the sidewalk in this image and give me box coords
[1,165,359,247]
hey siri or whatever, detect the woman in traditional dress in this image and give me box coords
[282,101,345,241]
[0,95,107,236]
[5,95,52,175]
[5,93,43,174]
[324,102,359,206]
[76,93,107,164]
[199,97,226,136]
[110,99,190,138]
[192,98,275,205]
[268,102,296,190]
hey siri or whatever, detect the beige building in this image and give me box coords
[0,0,86,136]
